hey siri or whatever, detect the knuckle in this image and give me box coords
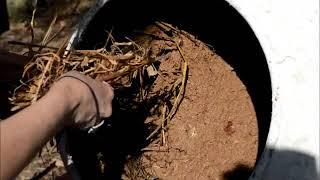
[101,111,112,118]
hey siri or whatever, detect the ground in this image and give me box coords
[0,1,94,179]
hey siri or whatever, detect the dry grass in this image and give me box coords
[9,17,188,142]
[9,38,152,111]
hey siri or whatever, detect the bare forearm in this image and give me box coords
[0,71,113,179]
[0,81,76,179]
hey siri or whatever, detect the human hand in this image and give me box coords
[51,71,114,130]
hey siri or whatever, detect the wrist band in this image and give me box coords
[57,75,102,134]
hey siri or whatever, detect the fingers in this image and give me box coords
[58,71,114,130]
[99,85,114,118]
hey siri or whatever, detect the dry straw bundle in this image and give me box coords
[9,18,189,142]
[10,40,151,111]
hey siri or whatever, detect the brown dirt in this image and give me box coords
[134,27,258,180]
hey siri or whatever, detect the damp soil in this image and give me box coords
[66,25,258,180]
[137,28,258,180]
